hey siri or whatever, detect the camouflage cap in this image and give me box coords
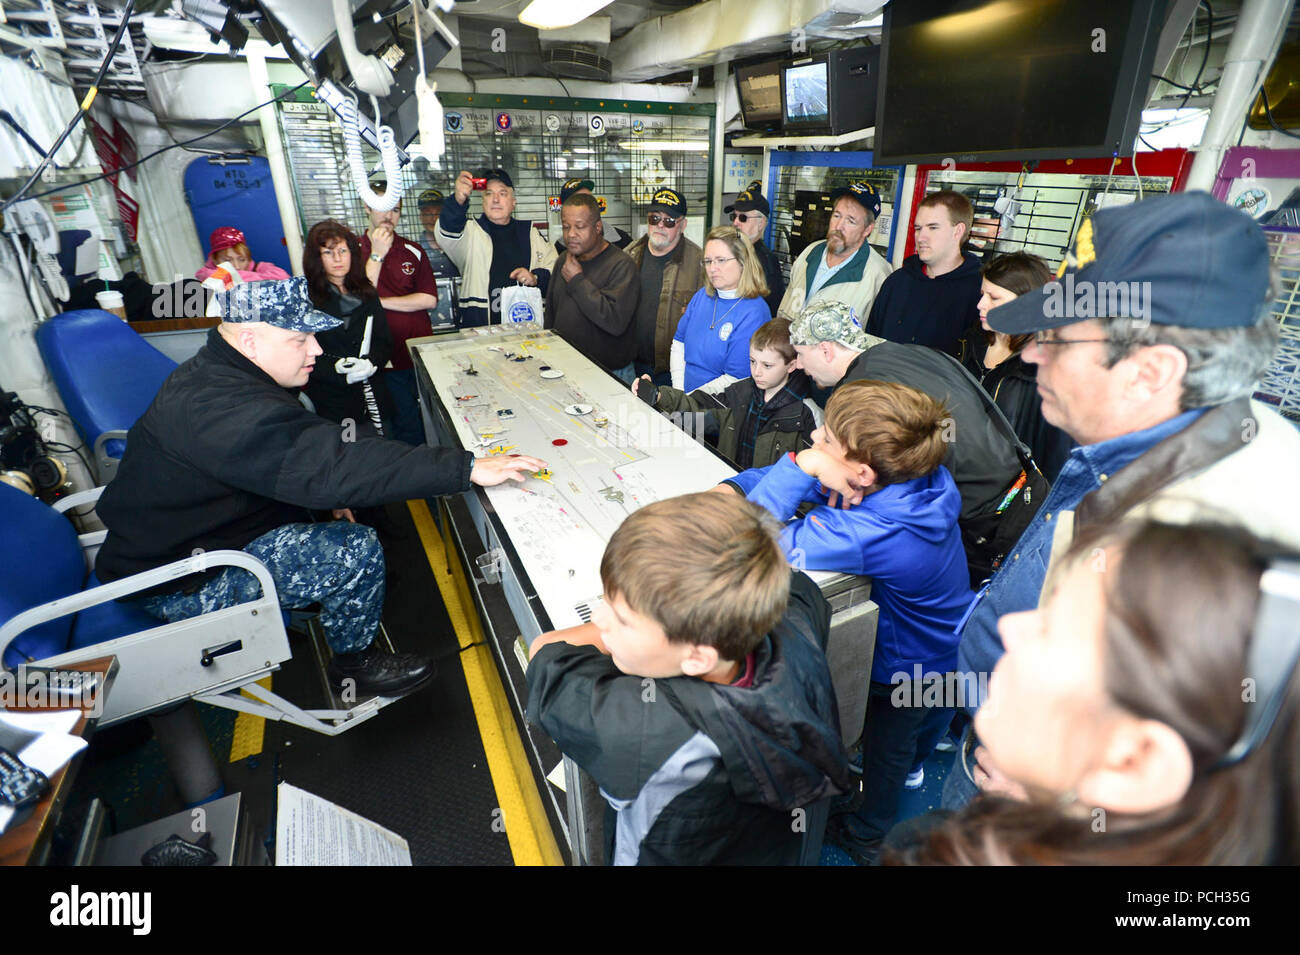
[217,277,342,333]
[788,301,878,352]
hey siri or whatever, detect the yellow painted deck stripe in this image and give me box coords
[229,675,272,762]
[407,498,564,866]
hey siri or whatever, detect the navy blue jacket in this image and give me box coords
[866,253,982,357]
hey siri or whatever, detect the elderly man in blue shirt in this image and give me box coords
[945,192,1300,808]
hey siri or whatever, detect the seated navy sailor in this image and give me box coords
[93,277,546,697]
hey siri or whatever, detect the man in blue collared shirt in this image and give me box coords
[942,192,1300,809]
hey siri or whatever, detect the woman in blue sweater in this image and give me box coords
[671,226,772,392]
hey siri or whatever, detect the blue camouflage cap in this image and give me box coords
[217,277,342,333]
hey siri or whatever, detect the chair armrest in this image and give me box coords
[53,486,106,514]
[92,431,129,459]
[0,550,278,666]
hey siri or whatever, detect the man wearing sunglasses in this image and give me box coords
[625,188,705,386]
[725,182,785,316]
[777,181,893,331]
[946,191,1300,811]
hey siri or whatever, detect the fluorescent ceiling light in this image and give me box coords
[618,141,710,151]
[519,0,615,30]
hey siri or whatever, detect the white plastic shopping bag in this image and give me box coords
[499,282,543,324]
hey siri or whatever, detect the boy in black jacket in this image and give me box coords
[632,318,821,470]
[526,493,852,865]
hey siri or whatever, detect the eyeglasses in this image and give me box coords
[1032,331,1111,347]
[321,246,350,259]
[702,256,737,268]
[647,212,680,228]
[729,212,761,224]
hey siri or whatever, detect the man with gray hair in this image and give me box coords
[948,191,1300,808]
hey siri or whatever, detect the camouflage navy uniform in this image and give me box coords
[138,521,384,653]
[96,278,475,656]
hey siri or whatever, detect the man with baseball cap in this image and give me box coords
[95,278,546,699]
[416,189,459,280]
[778,181,892,330]
[726,181,784,315]
[946,191,1300,808]
[554,177,632,254]
[626,187,704,385]
[436,167,558,328]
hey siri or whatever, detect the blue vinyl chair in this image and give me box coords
[36,309,177,482]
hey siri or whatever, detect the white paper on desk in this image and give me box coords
[0,710,87,835]
[274,782,411,866]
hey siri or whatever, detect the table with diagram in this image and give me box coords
[411,323,735,631]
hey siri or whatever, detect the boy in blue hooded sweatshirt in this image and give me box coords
[721,378,973,864]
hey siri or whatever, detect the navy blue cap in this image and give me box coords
[218,277,342,333]
[649,187,687,217]
[829,181,882,220]
[726,183,770,217]
[481,168,513,189]
[989,192,1273,336]
[417,188,445,208]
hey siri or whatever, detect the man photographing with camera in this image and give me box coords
[434,168,558,327]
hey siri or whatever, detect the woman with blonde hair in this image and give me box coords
[670,225,772,393]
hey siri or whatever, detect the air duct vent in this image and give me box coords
[543,43,612,82]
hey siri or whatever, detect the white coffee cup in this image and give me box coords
[95,290,127,321]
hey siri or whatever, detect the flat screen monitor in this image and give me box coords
[784,61,830,128]
[735,60,786,131]
[875,0,1168,164]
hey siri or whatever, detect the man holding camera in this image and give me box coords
[435,168,558,327]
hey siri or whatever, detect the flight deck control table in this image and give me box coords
[410,324,877,864]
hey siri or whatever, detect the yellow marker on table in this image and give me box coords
[489,444,518,455]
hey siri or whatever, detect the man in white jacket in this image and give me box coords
[777,181,892,324]
[435,168,558,327]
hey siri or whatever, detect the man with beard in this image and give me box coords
[778,181,892,325]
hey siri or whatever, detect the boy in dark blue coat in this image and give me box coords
[526,493,851,865]
[721,378,973,864]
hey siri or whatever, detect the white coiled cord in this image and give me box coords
[340,94,404,212]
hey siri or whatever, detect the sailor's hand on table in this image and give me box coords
[509,268,538,287]
[470,453,548,486]
[332,508,356,522]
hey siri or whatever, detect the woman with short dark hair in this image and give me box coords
[958,251,1073,480]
